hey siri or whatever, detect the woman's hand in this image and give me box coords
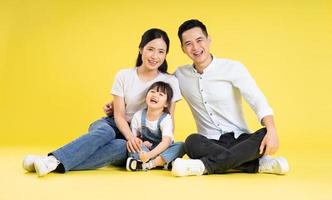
[103,101,114,116]
[126,136,142,153]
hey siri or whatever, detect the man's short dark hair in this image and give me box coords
[178,19,208,44]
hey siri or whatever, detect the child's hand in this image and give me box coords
[139,151,150,163]
[143,141,152,149]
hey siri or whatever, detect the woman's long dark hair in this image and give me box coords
[135,28,170,73]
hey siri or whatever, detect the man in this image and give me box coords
[172,19,289,176]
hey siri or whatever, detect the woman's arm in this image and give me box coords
[113,95,142,153]
[169,103,176,130]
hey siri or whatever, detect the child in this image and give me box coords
[126,81,185,171]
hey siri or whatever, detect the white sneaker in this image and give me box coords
[34,156,60,177]
[23,155,45,172]
[259,156,289,175]
[171,158,205,177]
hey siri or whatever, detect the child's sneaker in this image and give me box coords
[163,161,172,170]
[259,156,289,175]
[23,155,45,172]
[171,158,205,177]
[126,157,144,171]
[34,156,60,177]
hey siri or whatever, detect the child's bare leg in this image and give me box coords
[143,156,166,170]
[153,156,166,167]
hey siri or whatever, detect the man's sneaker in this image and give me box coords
[259,156,289,175]
[23,155,45,172]
[34,156,60,177]
[126,157,144,171]
[171,158,205,177]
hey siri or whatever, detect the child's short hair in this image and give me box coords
[146,81,173,113]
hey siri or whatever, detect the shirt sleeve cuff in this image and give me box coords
[257,108,274,125]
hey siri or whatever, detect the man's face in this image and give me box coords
[181,27,211,67]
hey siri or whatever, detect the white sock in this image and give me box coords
[143,160,156,170]
[48,156,60,166]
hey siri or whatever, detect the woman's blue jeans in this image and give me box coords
[50,117,127,172]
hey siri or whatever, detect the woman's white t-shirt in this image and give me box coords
[111,68,182,122]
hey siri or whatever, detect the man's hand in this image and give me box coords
[127,137,143,153]
[259,128,279,155]
[103,101,114,116]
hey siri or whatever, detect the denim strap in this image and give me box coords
[141,108,147,128]
[157,111,168,131]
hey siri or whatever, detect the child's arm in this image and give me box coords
[140,136,172,162]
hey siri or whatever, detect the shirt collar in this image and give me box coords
[191,54,215,74]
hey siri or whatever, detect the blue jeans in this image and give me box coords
[129,142,185,164]
[50,117,127,172]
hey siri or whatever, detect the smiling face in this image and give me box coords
[140,38,167,72]
[181,27,212,69]
[145,86,168,111]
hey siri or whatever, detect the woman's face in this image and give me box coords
[140,38,167,71]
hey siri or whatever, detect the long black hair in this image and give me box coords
[135,28,170,73]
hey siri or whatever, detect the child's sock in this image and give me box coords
[143,159,156,170]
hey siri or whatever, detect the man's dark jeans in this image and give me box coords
[185,128,266,174]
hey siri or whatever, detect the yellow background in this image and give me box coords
[1,0,332,199]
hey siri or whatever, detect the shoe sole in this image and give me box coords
[171,158,186,177]
[275,157,290,175]
[126,157,136,171]
[34,159,48,177]
[172,158,205,177]
[23,156,37,172]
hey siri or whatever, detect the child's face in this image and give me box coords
[145,87,168,110]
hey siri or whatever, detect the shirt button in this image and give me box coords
[200,89,203,92]
[204,101,207,104]
[209,113,212,116]
[200,77,202,79]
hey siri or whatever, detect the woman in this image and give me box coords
[23,28,182,177]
